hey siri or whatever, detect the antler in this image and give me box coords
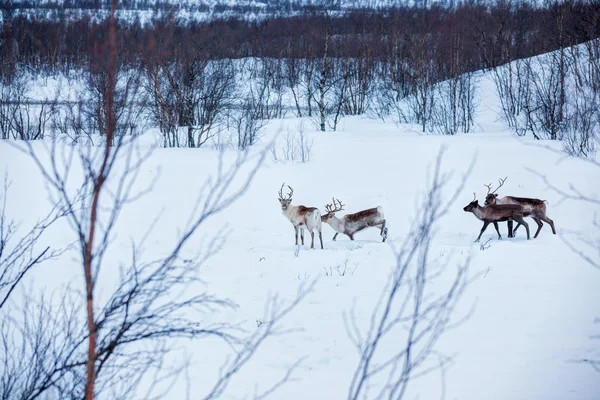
[484,176,508,195]
[325,197,345,214]
[278,182,293,201]
[473,192,477,201]
[492,176,507,194]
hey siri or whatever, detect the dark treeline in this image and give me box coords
[2,0,600,76]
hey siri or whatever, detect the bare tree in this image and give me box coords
[234,95,268,150]
[491,58,529,133]
[346,149,472,399]
[331,60,349,131]
[430,72,476,135]
[283,43,305,118]
[0,69,58,141]
[245,57,284,121]
[406,36,439,133]
[0,287,86,400]
[145,60,181,147]
[316,22,331,132]
[523,53,569,140]
[374,36,411,123]
[0,174,64,310]
[528,148,600,374]
[6,2,309,399]
[146,49,234,148]
[563,39,600,157]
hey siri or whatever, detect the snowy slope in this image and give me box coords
[1,65,599,399]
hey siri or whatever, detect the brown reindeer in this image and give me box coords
[463,193,530,242]
[484,177,556,238]
[278,183,323,249]
[321,198,388,242]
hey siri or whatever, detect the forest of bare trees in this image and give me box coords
[1,0,599,151]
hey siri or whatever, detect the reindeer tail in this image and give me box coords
[315,210,323,230]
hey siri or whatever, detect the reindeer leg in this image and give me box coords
[493,221,502,239]
[319,230,323,249]
[540,215,556,235]
[379,219,387,242]
[475,221,490,242]
[512,222,522,236]
[347,233,354,241]
[301,228,305,245]
[532,216,543,238]
[515,217,530,240]
[332,232,338,241]
[507,220,513,238]
[310,230,315,249]
[294,226,299,245]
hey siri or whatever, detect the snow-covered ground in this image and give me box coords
[1,68,599,399]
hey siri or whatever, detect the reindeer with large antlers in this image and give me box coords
[464,192,530,242]
[321,198,388,242]
[484,177,556,239]
[278,183,323,249]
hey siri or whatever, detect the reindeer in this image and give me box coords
[484,177,556,239]
[321,198,388,242]
[278,183,323,249]
[463,193,530,242]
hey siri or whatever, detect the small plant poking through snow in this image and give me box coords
[271,120,314,163]
[297,272,311,281]
[479,238,492,251]
[323,257,356,277]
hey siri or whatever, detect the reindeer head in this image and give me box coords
[322,197,345,222]
[278,183,294,211]
[463,192,479,212]
[484,176,507,205]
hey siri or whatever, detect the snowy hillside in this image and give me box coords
[1,58,599,400]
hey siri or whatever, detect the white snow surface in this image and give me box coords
[1,70,600,399]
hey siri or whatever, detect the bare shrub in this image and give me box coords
[347,149,472,399]
[271,120,313,163]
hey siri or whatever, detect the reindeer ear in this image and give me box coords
[494,194,498,198]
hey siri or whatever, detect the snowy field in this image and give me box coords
[1,74,600,399]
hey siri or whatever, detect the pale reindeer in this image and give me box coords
[321,198,388,242]
[463,193,530,242]
[278,183,323,249]
[484,177,556,239]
